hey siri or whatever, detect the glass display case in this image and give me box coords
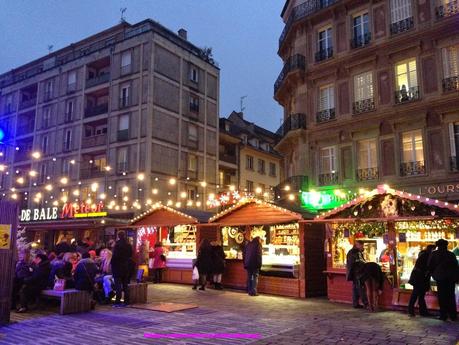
[163,224,196,268]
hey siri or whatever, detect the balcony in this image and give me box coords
[276,113,307,137]
[395,86,420,104]
[274,54,306,95]
[436,0,458,18]
[80,165,105,179]
[82,134,107,148]
[190,103,199,113]
[117,129,129,141]
[315,47,333,63]
[19,97,37,110]
[121,64,132,76]
[357,167,379,181]
[67,83,77,94]
[220,154,237,165]
[117,162,128,173]
[64,112,73,123]
[86,73,110,88]
[279,0,338,50]
[400,161,425,177]
[350,32,371,49]
[84,103,108,118]
[119,96,131,109]
[316,108,336,123]
[443,76,459,92]
[390,17,414,35]
[352,98,375,115]
[318,172,338,186]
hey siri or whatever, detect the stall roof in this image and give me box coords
[209,199,302,226]
[317,184,459,221]
[131,204,203,227]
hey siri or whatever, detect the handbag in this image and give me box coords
[192,266,199,280]
[53,278,66,291]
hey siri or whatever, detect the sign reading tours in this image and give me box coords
[20,202,107,222]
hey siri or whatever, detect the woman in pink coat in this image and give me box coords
[149,242,166,283]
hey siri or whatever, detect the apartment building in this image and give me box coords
[219,111,282,197]
[0,19,219,211]
[275,0,459,202]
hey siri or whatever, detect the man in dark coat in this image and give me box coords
[428,239,458,321]
[17,254,51,313]
[346,240,368,308]
[407,244,435,317]
[12,251,32,309]
[111,231,133,306]
[55,238,72,255]
[193,239,213,290]
[211,241,226,290]
[243,236,262,296]
[74,252,98,292]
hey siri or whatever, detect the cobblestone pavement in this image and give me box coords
[1,284,458,345]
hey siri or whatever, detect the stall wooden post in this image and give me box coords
[0,201,18,325]
[299,223,306,298]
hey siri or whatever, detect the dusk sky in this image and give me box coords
[0,0,285,131]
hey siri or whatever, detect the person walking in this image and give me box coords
[111,231,133,307]
[346,240,368,309]
[407,244,435,317]
[428,239,458,321]
[193,239,213,290]
[243,236,262,296]
[151,242,166,284]
[211,240,226,290]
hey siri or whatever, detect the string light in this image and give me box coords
[169,178,176,185]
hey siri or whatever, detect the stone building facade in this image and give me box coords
[275,0,459,201]
[0,19,219,211]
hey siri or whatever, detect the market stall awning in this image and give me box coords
[317,184,459,221]
[131,205,200,227]
[209,200,302,226]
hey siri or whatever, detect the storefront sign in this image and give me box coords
[300,190,352,211]
[20,202,107,222]
[416,183,459,196]
[0,225,11,249]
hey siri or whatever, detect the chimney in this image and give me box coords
[178,28,187,40]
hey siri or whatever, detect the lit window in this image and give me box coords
[246,155,254,170]
[319,85,334,111]
[402,130,424,163]
[354,72,373,101]
[320,146,336,174]
[442,45,459,78]
[357,139,377,169]
[390,0,412,24]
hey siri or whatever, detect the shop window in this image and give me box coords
[442,45,459,92]
[401,130,425,176]
[257,159,265,174]
[395,59,419,103]
[246,155,254,170]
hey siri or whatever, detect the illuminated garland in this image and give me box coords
[395,219,459,232]
[334,222,387,238]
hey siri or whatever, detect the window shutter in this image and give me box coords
[449,123,456,157]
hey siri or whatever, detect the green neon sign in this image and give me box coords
[300,190,352,211]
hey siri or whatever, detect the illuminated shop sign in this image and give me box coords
[300,190,353,211]
[20,202,107,222]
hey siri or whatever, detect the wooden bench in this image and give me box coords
[127,283,148,304]
[41,289,91,315]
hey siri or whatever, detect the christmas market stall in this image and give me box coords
[131,204,211,283]
[313,184,459,311]
[209,199,326,298]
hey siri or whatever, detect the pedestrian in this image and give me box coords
[11,250,32,310]
[428,239,458,321]
[193,239,212,290]
[74,252,98,292]
[111,231,133,307]
[211,240,226,290]
[96,248,115,304]
[55,235,72,255]
[360,262,384,312]
[243,236,262,296]
[346,240,368,309]
[407,244,435,317]
[150,242,166,283]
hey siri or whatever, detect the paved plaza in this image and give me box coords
[0,284,458,345]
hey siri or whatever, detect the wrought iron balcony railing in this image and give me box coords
[316,108,336,123]
[395,86,420,104]
[400,161,425,176]
[318,172,339,186]
[436,0,458,18]
[274,54,306,94]
[443,76,459,92]
[86,73,110,88]
[275,113,307,137]
[279,0,338,49]
[350,32,371,49]
[352,98,375,114]
[390,17,414,35]
[357,167,379,181]
[315,47,333,62]
[84,103,108,117]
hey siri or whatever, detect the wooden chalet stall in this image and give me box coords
[209,199,326,298]
[314,184,459,312]
[131,205,211,284]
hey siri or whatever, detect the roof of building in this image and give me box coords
[281,0,291,17]
[131,204,210,227]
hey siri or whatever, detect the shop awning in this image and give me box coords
[209,199,302,226]
[131,205,202,227]
[316,184,459,221]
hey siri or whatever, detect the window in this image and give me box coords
[395,59,419,103]
[120,84,130,107]
[67,71,77,91]
[246,155,254,170]
[94,155,107,171]
[41,135,49,154]
[442,45,459,78]
[241,134,248,144]
[188,154,197,172]
[42,107,51,128]
[354,72,374,101]
[44,80,53,99]
[188,123,198,142]
[39,163,47,184]
[357,139,377,169]
[246,180,254,193]
[390,0,412,24]
[65,100,74,121]
[189,95,199,113]
[118,114,129,141]
[402,130,424,163]
[319,85,335,114]
[316,27,333,61]
[257,159,265,174]
[190,66,199,83]
[5,94,13,113]
[117,147,128,172]
[320,146,336,173]
[121,50,132,74]
[187,187,197,200]
[62,158,71,175]
[449,123,459,169]
[64,129,72,151]
[269,162,277,177]
[352,13,370,47]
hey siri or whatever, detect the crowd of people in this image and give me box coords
[347,239,458,321]
[12,231,134,313]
